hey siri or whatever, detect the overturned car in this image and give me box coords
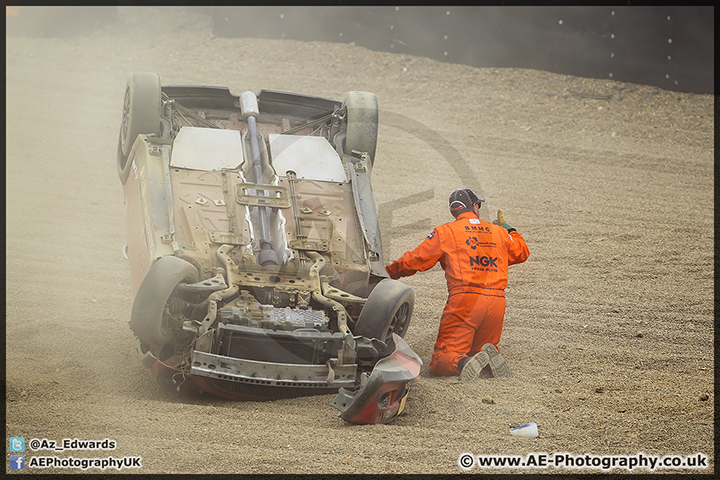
[116,72,421,424]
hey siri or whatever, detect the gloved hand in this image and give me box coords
[492,209,514,231]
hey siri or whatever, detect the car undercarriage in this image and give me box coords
[117,72,421,424]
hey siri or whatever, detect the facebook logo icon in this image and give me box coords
[10,436,25,452]
[9,455,25,470]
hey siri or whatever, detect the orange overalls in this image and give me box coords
[386,211,529,375]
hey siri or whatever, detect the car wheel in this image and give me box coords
[130,256,199,346]
[354,278,414,343]
[117,72,161,183]
[343,91,378,165]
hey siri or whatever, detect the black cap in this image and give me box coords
[449,188,484,218]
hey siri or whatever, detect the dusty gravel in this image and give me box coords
[5,7,714,475]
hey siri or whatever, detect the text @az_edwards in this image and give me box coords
[28,437,116,452]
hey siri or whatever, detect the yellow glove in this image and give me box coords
[492,209,514,231]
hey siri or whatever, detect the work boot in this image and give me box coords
[459,351,490,382]
[481,343,511,377]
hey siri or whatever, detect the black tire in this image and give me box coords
[130,256,199,346]
[117,72,161,183]
[354,279,414,343]
[343,91,378,165]
[116,135,133,185]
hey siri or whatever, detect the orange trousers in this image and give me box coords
[429,290,506,375]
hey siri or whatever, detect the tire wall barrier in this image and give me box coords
[211,6,713,94]
[7,6,712,94]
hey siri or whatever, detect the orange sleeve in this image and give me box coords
[386,227,445,279]
[506,230,529,265]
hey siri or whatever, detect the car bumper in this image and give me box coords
[138,333,421,424]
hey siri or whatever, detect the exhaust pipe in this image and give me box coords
[241,91,279,266]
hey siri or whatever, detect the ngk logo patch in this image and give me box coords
[469,255,498,271]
